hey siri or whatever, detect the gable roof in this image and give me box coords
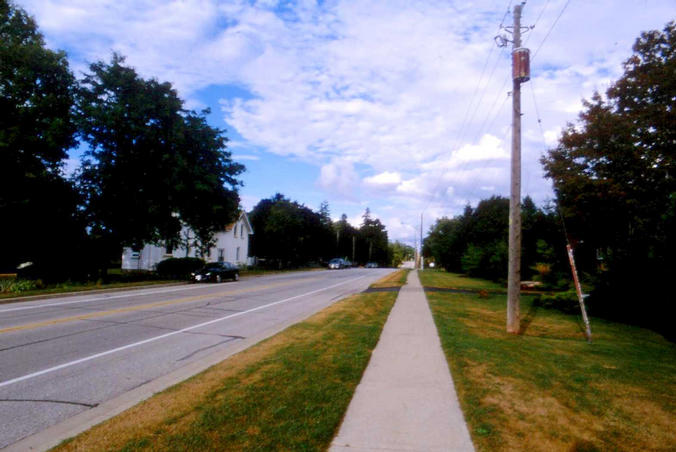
[224,212,253,234]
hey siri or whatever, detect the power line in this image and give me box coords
[532,0,572,61]
[422,0,515,215]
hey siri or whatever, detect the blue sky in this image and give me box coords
[18,0,675,247]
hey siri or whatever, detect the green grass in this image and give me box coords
[369,269,410,288]
[421,271,676,451]
[54,282,398,451]
[420,269,504,291]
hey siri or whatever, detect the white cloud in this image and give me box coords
[363,171,402,188]
[16,0,675,241]
[231,154,261,161]
[317,158,358,198]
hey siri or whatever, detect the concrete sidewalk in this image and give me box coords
[330,270,474,452]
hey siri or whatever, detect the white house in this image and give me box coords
[121,212,254,271]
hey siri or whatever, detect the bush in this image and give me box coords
[533,290,580,314]
[156,257,204,279]
[0,278,39,293]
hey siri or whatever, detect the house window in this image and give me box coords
[218,249,224,262]
[165,242,173,255]
[234,224,237,237]
[240,224,244,238]
[236,247,240,261]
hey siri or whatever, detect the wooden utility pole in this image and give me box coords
[419,213,424,270]
[507,3,528,334]
[352,235,356,263]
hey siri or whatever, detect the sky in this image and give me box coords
[16,0,675,247]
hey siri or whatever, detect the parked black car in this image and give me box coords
[191,262,239,283]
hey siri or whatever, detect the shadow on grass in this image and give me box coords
[518,302,538,336]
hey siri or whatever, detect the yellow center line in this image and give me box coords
[0,277,319,334]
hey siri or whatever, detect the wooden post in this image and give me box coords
[566,244,592,342]
[507,3,524,334]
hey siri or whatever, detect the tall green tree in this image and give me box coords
[77,54,243,268]
[541,22,676,337]
[0,0,83,276]
[358,208,389,265]
[249,194,329,267]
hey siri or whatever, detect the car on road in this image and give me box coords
[365,262,378,268]
[328,258,347,269]
[191,262,239,283]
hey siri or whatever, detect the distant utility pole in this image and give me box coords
[419,213,424,270]
[500,2,530,334]
[352,235,356,263]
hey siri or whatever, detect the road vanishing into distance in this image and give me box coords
[0,268,394,448]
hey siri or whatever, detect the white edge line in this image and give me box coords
[0,284,231,314]
[0,275,367,389]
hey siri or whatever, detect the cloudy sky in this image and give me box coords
[17,0,675,246]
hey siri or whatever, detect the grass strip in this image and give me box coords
[53,274,400,451]
[419,271,676,451]
[368,268,409,288]
[420,269,504,291]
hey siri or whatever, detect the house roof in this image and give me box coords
[224,211,253,234]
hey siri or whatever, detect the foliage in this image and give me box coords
[532,290,580,314]
[0,0,86,278]
[0,278,39,293]
[76,54,244,269]
[357,208,390,265]
[249,194,334,268]
[541,21,676,338]
[156,257,205,279]
[424,196,566,282]
[250,196,393,268]
[389,241,414,267]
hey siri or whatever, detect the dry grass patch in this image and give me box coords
[54,289,397,451]
[425,274,676,452]
[368,269,409,289]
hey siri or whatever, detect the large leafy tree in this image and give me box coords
[0,0,82,275]
[249,194,329,267]
[77,54,243,266]
[541,22,675,336]
[358,208,389,265]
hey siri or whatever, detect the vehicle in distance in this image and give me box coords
[328,258,347,269]
[191,262,240,282]
[365,262,378,268]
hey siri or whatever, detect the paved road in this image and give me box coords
[0,268,393,448]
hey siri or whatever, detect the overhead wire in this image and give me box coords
[532,0,572,61]
[421,0,515,216]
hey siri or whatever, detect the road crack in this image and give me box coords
[0,398,98,408]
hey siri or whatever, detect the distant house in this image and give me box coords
[121,212,254,271]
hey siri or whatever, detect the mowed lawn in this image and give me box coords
[419,271,676,451]
[53,271,406,451]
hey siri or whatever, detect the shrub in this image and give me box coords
[533,290,580,314]
[0,279,39,293]
[156,257,204,279]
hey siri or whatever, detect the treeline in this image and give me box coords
[426,22,675,340]
[249,194,411,268]
[541,22,675,339]
[424,196,568,285]
[1,2,243,280]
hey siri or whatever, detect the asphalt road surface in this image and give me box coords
[0,267,394,448]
